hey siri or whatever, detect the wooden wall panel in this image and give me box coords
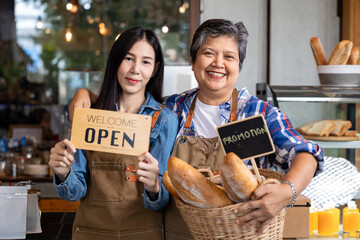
[342,0,360,45]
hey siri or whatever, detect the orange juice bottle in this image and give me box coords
[342,201,360,237]
[318,207,340,236]
[309,207,318,235]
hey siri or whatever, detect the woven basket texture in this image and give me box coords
[176,169,286,240]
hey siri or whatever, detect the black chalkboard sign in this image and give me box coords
[216,114,275,160]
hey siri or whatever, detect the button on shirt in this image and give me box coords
[54,92,179,211]
[163,87,324,176]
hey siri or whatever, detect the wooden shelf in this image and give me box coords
[39,199,80,213]
[0,174,52,182]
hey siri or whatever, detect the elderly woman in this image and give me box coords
[69,19,324,239]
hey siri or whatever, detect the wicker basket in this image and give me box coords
[176,169,286,240]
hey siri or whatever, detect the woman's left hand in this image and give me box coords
[234,182,292,234]
[136,152,160,193]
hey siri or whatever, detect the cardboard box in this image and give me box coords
[283,194,311,239]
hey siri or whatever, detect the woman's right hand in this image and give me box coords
[49,139,76,182]
[68,88,92,125]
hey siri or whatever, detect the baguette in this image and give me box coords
[220,153,258,203]
[163,170,180,199]
[167,156,233,208]
[347,47,360,65]
[310,37,328,65]
[328,40,353,65]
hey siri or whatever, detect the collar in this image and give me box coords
[114,91,162,113]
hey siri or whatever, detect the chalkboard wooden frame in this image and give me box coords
[216,114,275,160]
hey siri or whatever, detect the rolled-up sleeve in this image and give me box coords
[265,105,324,176]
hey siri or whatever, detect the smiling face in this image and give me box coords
[191,35,240,103]
[117,39,156,98]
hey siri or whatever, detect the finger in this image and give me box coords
[54,139,76,154]
[258,219,271,234]
[50,154,73,167]
[49,159,67,168]
[239,211,268,229]
[234,200,258,213]
[62,139,76,153]
[137,168,156,180]
[50,146,75,162]
[251,185,268,200]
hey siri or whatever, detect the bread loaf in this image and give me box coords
[296,119,353,137]
[310,37,328,65]
[163,170,181,199]
[345,130,357,137]
[167,156,233,208]
[295,120,318,135]
[329,120,352,136]
[328,40,353,65]
[220,153,258,203]
[347,47,360,65]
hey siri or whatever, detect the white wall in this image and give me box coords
[163,66,198,97]
[270,0,340,85]
[201,0,267,95]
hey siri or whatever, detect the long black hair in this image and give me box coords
[94,27,164,110]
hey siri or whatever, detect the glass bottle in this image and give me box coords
[317,207,340,236]
[343,201,360,237]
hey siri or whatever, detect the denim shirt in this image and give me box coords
[54,91,179,211]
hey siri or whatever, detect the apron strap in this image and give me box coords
[230,88,238,122]
[183,89,239,129]
[184,96,197,129]
[151,105,166,129]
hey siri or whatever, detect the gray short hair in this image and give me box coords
[190,19,249,70]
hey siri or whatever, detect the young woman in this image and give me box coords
[49,27,178,240]
[68,19,324,239]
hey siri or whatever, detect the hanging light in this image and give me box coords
[36,17,44,30]
[161,25,169,33]
[99,22,108,35]
[66,0,73,11]
[70,4,78,13]
[179,6,186,14]
[65,28,72,42]
[84,3,91,10]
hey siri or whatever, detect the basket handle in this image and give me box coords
[197,168,214,178]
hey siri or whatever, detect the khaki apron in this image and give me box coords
[72,108,165,240]
[165,90,238,240]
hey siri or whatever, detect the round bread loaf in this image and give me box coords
[220,152,258,203]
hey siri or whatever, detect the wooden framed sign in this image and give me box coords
[71,108,151,156]
[216,114,275,160]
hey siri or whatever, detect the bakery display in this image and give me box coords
[296,119,357,140]
[310,37,360,66]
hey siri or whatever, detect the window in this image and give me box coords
[6,0,191,104]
